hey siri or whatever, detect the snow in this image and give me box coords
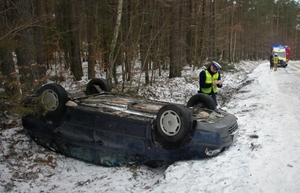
[1,60,300,192]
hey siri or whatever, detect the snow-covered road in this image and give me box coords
[220,61,300,193]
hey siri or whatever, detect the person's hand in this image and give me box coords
[213,80,224,85]
[212,80,219,85]
[218,80,224,85]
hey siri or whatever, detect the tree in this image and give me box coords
[198,0,207,67]
[0,0,17,94]
[169,0,181,78]
[1,0,300,95]
[14,0,39,91]
[68,0,83,80]
[107,0,123,84]
[86,0,97,79]
[33,0,46,84]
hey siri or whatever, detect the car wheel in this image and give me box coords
[38,83,68,123]
[86,78,112,95]
[156,104,191,143]
[187,93,216,110]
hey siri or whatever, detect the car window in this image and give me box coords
[98,149,136,166]
[60,143,94,162]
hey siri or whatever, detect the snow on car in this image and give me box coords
[22,78,239,167]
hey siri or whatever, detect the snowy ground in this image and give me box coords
[1,60,300,192]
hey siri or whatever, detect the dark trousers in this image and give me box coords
[198,90,218,105]
[211,93,217,105]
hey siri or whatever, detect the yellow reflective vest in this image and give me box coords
[201,70,219,94]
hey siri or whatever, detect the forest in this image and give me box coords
[0,0,300,115]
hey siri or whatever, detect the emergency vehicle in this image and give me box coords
[271,45,290,67]
[284,46,290,62]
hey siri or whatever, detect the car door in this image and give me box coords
[54,107,95,163]
[94,113,150,166]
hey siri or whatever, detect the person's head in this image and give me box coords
[274,53,278,56]
[210,61,222,73]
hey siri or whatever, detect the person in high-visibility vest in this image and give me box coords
[199,61,224,106]
[273,53,279,71]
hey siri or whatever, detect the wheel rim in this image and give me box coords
[41,89,59,111]
[159,110,181,136]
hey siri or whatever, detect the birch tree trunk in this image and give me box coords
[107,0,123,83]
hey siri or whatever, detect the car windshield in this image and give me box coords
[274,52,286,58]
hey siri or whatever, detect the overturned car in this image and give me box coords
[22,78,239,167]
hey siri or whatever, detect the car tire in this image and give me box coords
[38,83,68,123]
[281,61,286,68]
[86,78,112,95]
[156,104,191,143]
[187,93,216,110]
